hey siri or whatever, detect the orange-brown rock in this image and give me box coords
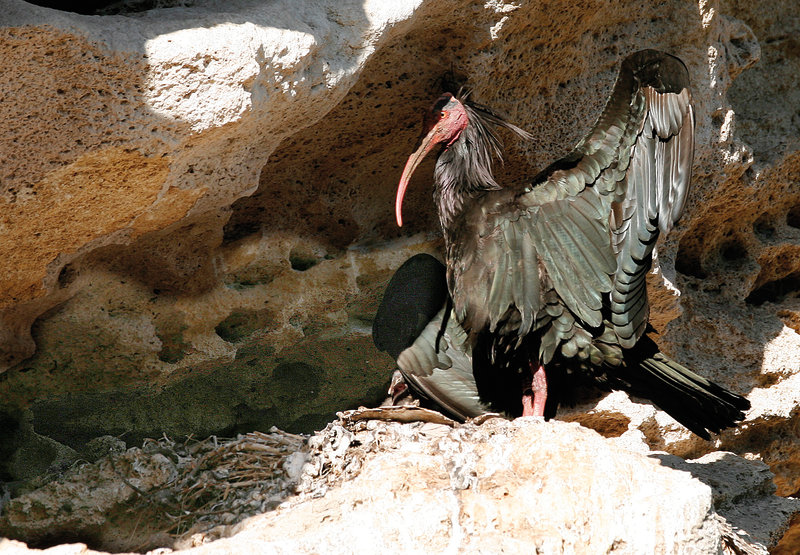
[0,0,799,551]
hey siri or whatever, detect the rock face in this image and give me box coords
[210,420,724,554]
[0,0,799,550]
[2,418,796,554]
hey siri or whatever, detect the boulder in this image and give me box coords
[2,418,796,553]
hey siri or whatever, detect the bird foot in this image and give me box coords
[521,363,547,417]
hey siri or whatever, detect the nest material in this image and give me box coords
[130,428,308,539]
[155,409,454,544]
[0,407,455,551]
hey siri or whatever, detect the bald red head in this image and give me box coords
[396,94,468,227]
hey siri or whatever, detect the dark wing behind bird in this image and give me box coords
[449,50,695,364]
[372,254,487,420]
[373,254,449,360]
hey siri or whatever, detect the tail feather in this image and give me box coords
[608,338,750,439]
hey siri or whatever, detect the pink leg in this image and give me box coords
[522,363,547,417]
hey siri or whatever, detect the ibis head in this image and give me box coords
[396,93,468,227]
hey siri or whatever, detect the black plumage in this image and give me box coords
[383,49,749,438]
[373,254,487,420]
[372,254,449,361]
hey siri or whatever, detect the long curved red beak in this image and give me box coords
[395,126,440,227]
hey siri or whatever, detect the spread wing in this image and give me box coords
[396,305,488,420]
[372,253,487,420]
[449,49,695,362]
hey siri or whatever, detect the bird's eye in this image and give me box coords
[440,110,447,118]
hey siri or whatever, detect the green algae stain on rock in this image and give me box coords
[26,330,393,457]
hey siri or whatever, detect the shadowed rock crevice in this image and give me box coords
[214,309,274,343]
[24,0,194,15]
[753,212,777,241]
[787,204,800,229]
[25,331,389,450]
[675,234,709,279]
[746,272,800,305]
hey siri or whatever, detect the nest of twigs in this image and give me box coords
[0,408,456,552]
[136,407,465,540]
[131,428,308,540]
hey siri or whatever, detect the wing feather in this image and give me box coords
[531,203,610,328]
[447,50,694,365]
[611,78,694,348]
[397,306,488,420]
[515,223,540,336]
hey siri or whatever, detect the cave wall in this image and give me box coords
[0,0,798,497]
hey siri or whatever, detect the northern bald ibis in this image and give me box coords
[380,50,749,438]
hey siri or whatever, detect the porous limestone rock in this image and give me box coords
[208,420,723,554]
[3,419,796,554]
[0,0,799,549]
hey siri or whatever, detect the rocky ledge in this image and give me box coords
[1,416,798,553]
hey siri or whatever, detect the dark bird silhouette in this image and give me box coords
[384,49,750,439]
[373,253,487,420]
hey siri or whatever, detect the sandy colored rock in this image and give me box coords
[0,540,103,555]
[1,148,171,307]
[245,419,722,554]
[5,418,794,554]
[0,0,799,550]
